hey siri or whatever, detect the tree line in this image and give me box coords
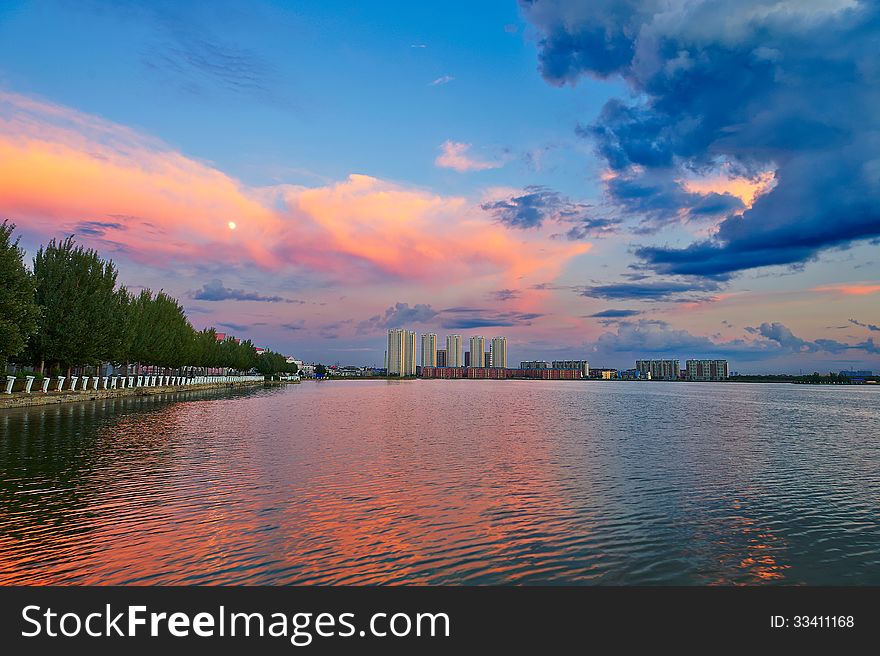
[1,221,297,378]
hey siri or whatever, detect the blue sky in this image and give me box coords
[1,0,878,372]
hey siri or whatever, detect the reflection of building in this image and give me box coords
[387,329,417,376]
[520,360,550,370]
[469,336,486,368]
[686,359,729,381]
[421,333,437,367]
[446,335,463,367]
[436,349,447,367]
[490,337,507,369]
[636,359,680,381]
[552,360,590,377]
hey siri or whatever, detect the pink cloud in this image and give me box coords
[434,140,502,172]
[0,91,586,289]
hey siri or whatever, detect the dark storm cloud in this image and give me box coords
[489,289,521,301]
[440,310,542,329]
[580,279,721,301]
[523,0,880,275]
[73,220,125,236]
[356,302,439,334]
[850,318,880,332]
[481,185,596,231]
[192,279,300,303]
[587,309,641,318]
[590,319,880,360]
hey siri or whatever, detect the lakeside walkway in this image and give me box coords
[0,375,264,410]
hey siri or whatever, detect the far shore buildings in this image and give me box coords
[386,329,416,376]
[636,359,680,381]
[685,359,729,381]
[469,336,486,368]
[446,334,463,368]
[490,336,507,369]
[421,333,437,367]
[386,329,728,382]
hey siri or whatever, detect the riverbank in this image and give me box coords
[0,377,265,410]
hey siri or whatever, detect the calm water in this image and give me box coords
[1,380,878,585]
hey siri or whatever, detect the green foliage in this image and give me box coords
[7,233,293,375]
[314,364,327,376]
[255,350,290,376]
[0,221,40,369]
[31,236,119,369]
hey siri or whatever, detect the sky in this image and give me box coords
[1,0,878,373]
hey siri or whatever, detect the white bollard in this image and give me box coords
[4,376,14,394]
[102,376,109,389]
[80,376,88,391]
[137,376,143,387]
[165,375,170,385]
[70,376,79,391]
[25,375,35,393]
[127,376,134,388]
[110,376,118,389]
[92,377,99,390]
[56,376,65,391]
[41,377,50,393]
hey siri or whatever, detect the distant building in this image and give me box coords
[469,336,486,368]
[436,349,447,367]
[618,368,650,380]
[446,335,463,367]
[421,333,437,367]
[520,360,550,370]
[552,360,590,377]
[590,368,618,380]
[464,351,471,367]
[636,359,680,381]
[686,359,729,381]
[387,329,417,376]
[841,370,873,377]
[490,337,507,369]
[485,351,492,368]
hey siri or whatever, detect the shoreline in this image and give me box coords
[0,379,267,411]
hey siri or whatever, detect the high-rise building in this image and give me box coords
[520,360,550,370]
[421,333,437,367]
[464,351,471,367]
[436,349,447,367]
[469,336,486,368]
[685,359,728,381]
[485,351,491,367]
[446,335,463,367]
[490,336,507,369]
[552,360,590,377]
[387,329,417,376]
[636,359,680,381]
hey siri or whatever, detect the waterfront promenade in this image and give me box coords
[0,375,264,410]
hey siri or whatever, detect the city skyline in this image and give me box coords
[1,1,878,373]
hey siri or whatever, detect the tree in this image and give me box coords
[314,364,327,377]
[0,221,40,370]
[30,236,119,373]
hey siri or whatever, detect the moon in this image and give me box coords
[228,221,237,230]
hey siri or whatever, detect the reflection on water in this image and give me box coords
[1,381,878,585]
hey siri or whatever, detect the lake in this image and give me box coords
[1,380,878,585]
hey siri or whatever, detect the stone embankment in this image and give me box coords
[1,374,265,410]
